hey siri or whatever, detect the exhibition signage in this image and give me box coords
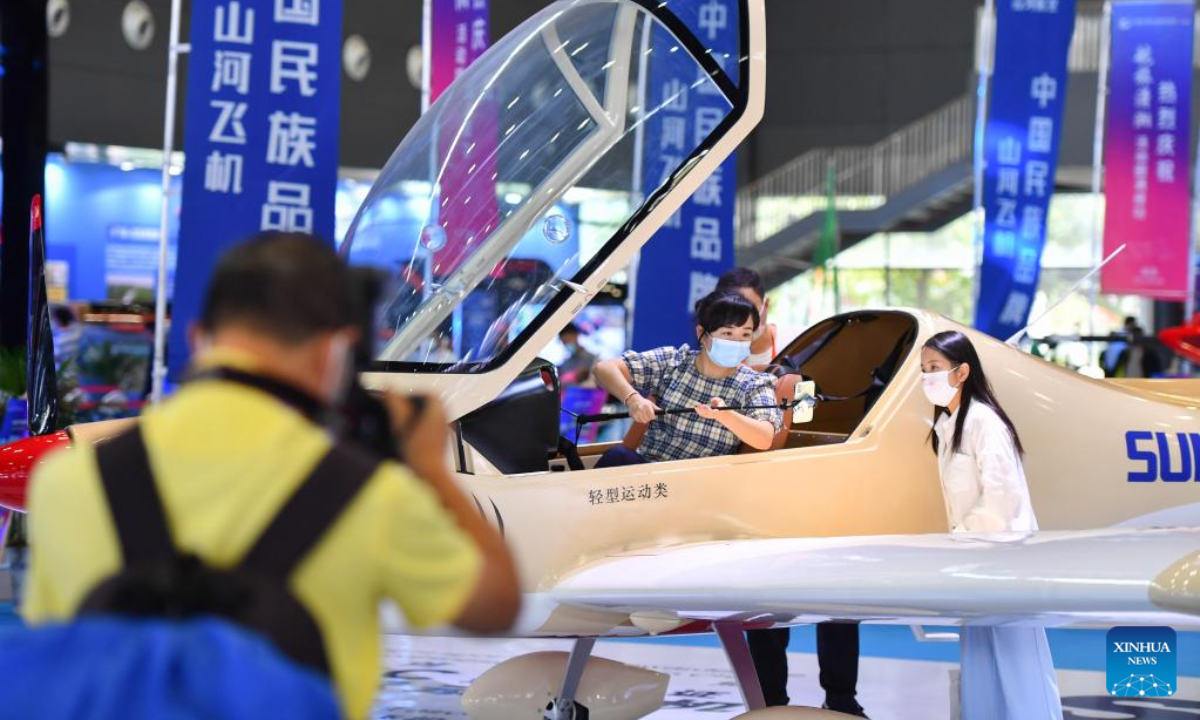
[632,0,738,350]
[1101,1,1194,299]
[424,0,489,108]
[974,0,1076,340]
[422,0,497,279]
[169,0,342,379]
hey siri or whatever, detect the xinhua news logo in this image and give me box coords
[1107,626,1176,697]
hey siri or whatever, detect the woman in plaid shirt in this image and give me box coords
[592,290,782,466]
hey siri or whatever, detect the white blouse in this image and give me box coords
[934,402,1038,533]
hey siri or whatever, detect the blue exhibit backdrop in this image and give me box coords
[40,157,181,303]
[974,0,1076,340]
[631,0,739,350]
[168,0,342,380]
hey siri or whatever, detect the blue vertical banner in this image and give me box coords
[169,0,342,379]
[974,0,1076,339]
[632,1,738,350]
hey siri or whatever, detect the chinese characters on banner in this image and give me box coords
[422,0,497,278]
[1101,2,1194,299]
[974,0,1076,340]
[632,0,738,350]
[424,0,489,107]
[169,0,341,379]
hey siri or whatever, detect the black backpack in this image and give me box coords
[79,425,379,675]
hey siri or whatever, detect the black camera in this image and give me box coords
[339,267,404,461]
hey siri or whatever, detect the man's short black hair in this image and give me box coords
[560,323,581,338]
[694,290,759,335]
[200,232,357,345]
[715,267,765,301]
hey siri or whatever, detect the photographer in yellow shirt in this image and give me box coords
[22,233,520,718]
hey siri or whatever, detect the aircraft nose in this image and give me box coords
[0,431,71,512]
[1150,550,1200,617]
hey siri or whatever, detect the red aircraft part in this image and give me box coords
[1159,314,1200,365]
[0,431,71,512]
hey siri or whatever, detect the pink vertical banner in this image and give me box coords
[423,0,489,108]
[422,0,499,278]
[1101,2,1194,299]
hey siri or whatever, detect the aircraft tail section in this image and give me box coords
[1104,378,1200,403]
[959,322,1200,531]
[26,195,58,437]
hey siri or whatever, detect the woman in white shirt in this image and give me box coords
[921,330,1063,720]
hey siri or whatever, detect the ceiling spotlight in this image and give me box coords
[122,0,156,51]
[406,45,423,90]
[47,0,71,38]
[343,35,371,82]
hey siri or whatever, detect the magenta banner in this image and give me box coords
[1102,1,1195,299]
[423,0,497,278]
[424,0,489,108]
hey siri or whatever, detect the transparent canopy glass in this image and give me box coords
[341,0,742,372]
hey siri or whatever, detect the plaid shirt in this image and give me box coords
[623,345,783,462]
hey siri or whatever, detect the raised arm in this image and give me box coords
[594,357,661,424]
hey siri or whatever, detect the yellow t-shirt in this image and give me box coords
[22,360,482,719]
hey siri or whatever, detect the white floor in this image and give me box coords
[372,635,1200,719]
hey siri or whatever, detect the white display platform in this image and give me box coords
[372,635,1200,719]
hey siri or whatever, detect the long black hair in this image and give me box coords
[924,330,1024,456]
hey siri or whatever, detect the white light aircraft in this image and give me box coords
[3,1,1200,718]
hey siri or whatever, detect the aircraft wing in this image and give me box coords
[548,528,1200,629]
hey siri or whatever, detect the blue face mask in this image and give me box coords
[705,334,751,368]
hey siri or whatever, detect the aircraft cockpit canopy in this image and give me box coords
[340,0,750,375]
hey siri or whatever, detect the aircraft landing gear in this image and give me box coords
[714,621,767,712]
[543,637,595,720]
[544,698,589,720]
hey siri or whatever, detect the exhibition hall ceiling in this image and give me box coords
[18,0,975,177]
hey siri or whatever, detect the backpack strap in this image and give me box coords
[94,427,175,564]
[239,441,380,579]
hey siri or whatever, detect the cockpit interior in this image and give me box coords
[455,310,918,475]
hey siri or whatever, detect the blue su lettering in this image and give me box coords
[1158,433,1193,482]
[1126,431,1157,482]
[1126,431,1200,482]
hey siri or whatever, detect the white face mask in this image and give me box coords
[705,334,752,368]
[921,368,961,407]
